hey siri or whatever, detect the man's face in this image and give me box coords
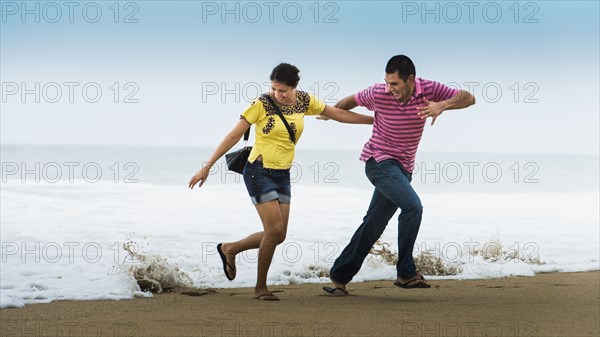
[385,72,414,102]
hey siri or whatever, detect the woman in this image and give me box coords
[188,63,373,301]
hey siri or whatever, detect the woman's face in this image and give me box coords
[270,81,296,105]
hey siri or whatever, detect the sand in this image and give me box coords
[1,271,598,337]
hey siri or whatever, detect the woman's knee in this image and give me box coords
[264,226,286,244]
[278,231,287,244]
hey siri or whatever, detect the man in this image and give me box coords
[323,55,476,295]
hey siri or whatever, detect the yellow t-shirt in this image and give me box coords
[241,92,326,169]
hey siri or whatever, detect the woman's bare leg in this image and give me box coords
[253,200,290,298]
[220,201,290,297]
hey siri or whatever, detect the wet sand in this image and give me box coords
[1,272,598,337]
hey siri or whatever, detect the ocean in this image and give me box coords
[1,145,598,308]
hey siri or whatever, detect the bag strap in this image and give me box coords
[262,94,296,144]
[242,126,250,142]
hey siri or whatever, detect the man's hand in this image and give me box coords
[417,98,446,126]
[417,90,476,126]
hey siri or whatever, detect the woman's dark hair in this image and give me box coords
[270,63,300,88]
[385,55,416,81]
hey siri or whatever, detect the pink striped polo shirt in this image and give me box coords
[356,78,458,173]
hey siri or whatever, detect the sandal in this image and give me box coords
[255,293,280,301]
[322,286,349,296]
[216,243,235,281]
[394,273,431,289]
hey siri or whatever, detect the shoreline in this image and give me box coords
[1,271,598,337]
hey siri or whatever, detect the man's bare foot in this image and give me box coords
[331,278,347,292]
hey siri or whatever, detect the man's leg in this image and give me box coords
[329,188,398,285]
[395,191,423,279]
[367,160,423,279]
[329,158,403,286]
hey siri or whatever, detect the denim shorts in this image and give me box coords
[243,160,291,205]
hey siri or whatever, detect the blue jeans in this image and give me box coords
[330,158,423,283]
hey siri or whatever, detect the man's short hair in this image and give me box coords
[385,55,416,81]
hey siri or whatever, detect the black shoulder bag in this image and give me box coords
[225,94,296,174]
[224,126,252,174]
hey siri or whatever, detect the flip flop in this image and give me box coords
[255,293,280,301]
[216,243,235,281]
[322,286,349,296]
[394,274,431,289]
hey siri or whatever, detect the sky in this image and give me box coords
[1,0,599,155]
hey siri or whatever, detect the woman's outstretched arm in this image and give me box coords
[320,105,373,124]
[188,118,251,189]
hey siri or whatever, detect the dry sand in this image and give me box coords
[1,271,598,337]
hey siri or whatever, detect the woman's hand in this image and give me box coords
[188,118,252,190]
[188,164,212,189]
